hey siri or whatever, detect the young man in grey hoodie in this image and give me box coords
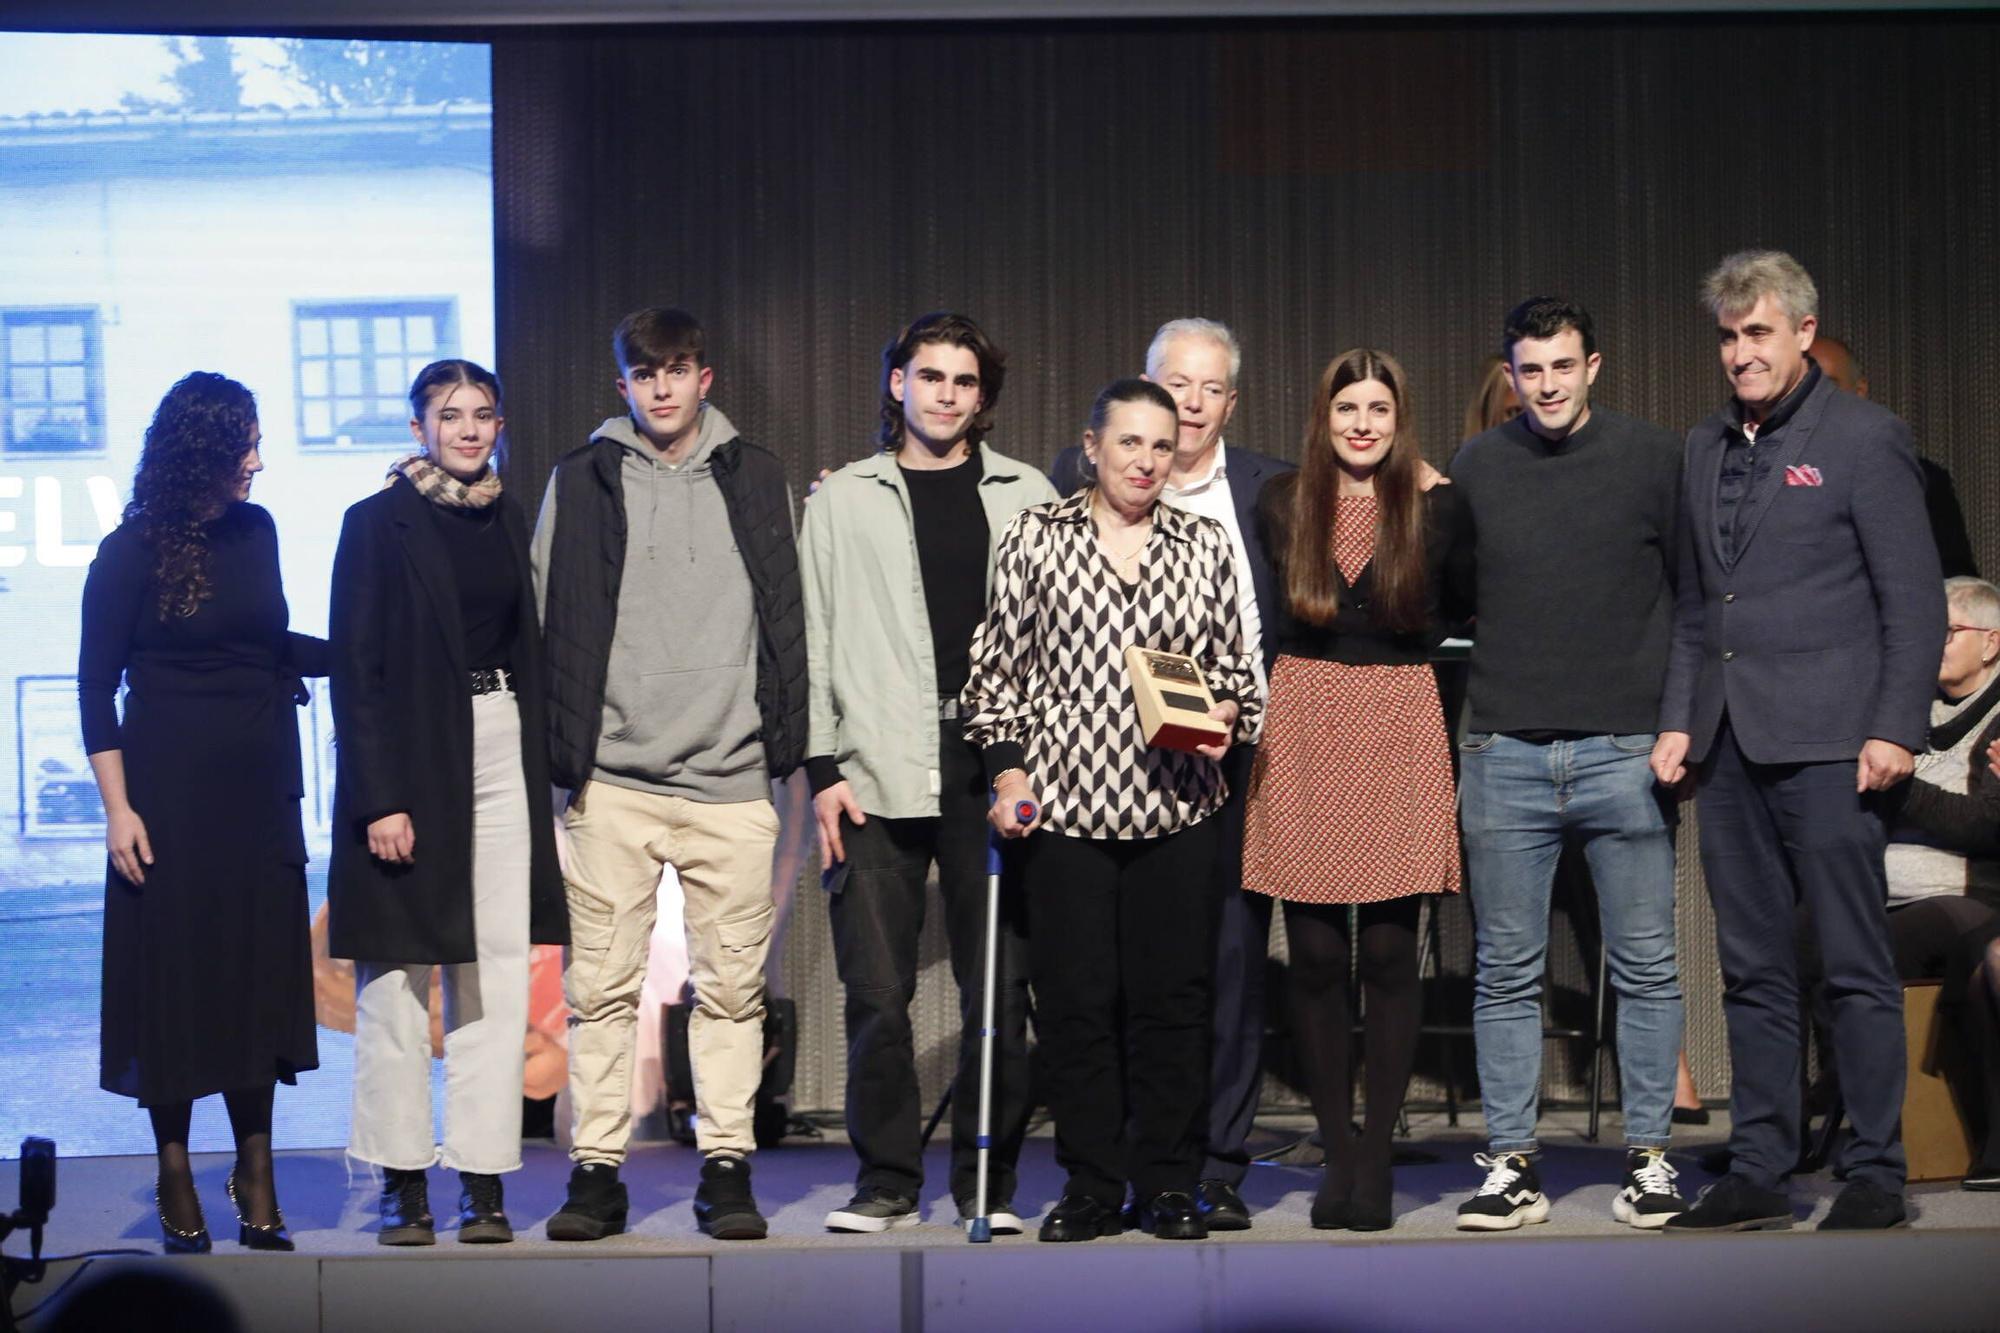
[533,308,807,1241]
[803,313,1056,1234]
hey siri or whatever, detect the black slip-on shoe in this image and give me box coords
[1662,1174,1793,1234]
[1132,1190,1206,1240]
[1817,1179,1908,1230]
[1195,1179,1252,1232]
[1038,1192,1124,1242]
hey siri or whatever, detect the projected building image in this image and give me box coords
[0,33,494,1155]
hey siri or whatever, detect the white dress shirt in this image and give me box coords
[1162,440,1267,741]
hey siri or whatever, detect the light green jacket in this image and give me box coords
[801,444,1058,818]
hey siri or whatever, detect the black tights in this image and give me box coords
[149,1084,280,1231]
[1960,936,2000,1170]
[1284,896,1423,1212]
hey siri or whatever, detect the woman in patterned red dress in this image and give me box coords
[1243,348,1467,1231]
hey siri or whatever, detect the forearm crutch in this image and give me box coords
[969,795,1038,1244]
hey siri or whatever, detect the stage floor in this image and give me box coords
[8,1111,2000,1331]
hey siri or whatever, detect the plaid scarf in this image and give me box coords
[385,453,503,509]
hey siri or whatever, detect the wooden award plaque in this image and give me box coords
[1124,646,1228,752]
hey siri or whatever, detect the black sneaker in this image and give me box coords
[1612,1148,1685,1230]
[1195,1179,1252,1231]
[377,1167,435,1246]
[547,1162,629,1242]
[1130,1190,1206,1240]
[1962,1163,2000,1192]
[456,1171,513,1244]
[694,1154,768,1240]
[824,1186,919,1233]
[1663,1173,1792,1233]
[1817,1179,1907,1230]
[1455,1153,1549,1232]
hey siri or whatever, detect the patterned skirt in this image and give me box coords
[1243,655,1462,905]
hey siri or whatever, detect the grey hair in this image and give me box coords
[1947,577,2000,629]
[1700,249,1820,328]
[1145,318,1242,386]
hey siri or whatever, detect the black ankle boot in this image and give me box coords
[378,1167,436,1246]
[456,1172,513,1244]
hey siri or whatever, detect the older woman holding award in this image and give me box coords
[962,377,1260,1244]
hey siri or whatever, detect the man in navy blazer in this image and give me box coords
[1051,318,1292,1230]
[1654,251,1946,1233]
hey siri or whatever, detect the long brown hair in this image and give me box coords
[1283,348,1427,633]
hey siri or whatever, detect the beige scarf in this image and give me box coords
[385,453,502,509]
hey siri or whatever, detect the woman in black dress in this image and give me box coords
[80,372,326,1253]
[328,360,566,1245]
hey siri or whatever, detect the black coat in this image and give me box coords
[327,477,568,963]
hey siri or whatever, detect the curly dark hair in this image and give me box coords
[125,372,259,620]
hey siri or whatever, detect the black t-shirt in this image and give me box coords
[430,501,519,671]
[901,452,990,699]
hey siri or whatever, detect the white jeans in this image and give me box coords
[351,688,532,1174]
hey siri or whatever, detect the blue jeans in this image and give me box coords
[1459,732,1684,1152]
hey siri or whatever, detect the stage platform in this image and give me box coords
[7,1112,1999,1331]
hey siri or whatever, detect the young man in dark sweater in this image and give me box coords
[1448,298,1688,1231]
[801,313,1055,1233]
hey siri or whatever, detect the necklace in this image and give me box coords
[1091,501,1152,573]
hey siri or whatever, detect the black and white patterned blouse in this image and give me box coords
[961,491,1263,840]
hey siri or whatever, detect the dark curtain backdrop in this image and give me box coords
[492,12,2000,1115]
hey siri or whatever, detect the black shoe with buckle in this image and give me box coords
[377,1167,436,1246]
[456,1171,514,1244]
[1195,1178,1251,1231]
[1037,1192,1124,1243]
[694,1154,768,1240]
[1818,1179,1907,1230]
[1131,1190,1207,1240]
[1663,1173,1793,1233]
[547,1162,628,1242]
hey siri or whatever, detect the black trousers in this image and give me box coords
[1024,818,1220,1207]
[828,721,1032,1205]
[1696,720,1907,1192]
[1201,742,1272,1185]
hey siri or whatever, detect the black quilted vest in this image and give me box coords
[542,434,807,789]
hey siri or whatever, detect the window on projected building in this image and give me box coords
[2,307,105,455]
[294,298,460,447]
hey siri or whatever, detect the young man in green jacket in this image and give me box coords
[801,312,1056,1233]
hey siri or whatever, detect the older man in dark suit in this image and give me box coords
[1654,250,1946,1233]
[1052,318,1292,1230]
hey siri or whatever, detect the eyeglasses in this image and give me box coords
[1947,624,1998,643]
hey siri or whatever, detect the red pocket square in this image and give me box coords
[1784,465,1824,487]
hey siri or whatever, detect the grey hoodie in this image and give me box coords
[530,405,767,802]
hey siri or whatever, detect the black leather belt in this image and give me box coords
[470,667,513,695]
